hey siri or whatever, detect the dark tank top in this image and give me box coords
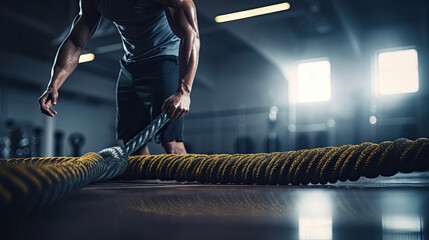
[94,0,180,62]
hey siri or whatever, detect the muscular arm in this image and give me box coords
[157,0,200,119]
[39,0,101,117]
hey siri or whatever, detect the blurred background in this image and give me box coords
[0,0,427,157]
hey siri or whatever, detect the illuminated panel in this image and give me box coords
[78,53,95,63]
[297,60,331,103]
[377,49,419,95]
[215,2,290,23]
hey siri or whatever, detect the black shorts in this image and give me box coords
[116,55,184,144]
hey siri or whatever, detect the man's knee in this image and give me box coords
[161,141,187,155]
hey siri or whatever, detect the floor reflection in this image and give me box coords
[1,174,429,240]
[383,215,422,240]
[298,191,332,240]
[299,217,332,240]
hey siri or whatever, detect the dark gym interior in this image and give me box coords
[0,0,428,239]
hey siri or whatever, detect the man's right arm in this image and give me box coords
[39,0,101,117]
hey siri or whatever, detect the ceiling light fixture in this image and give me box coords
[215,2,290,23]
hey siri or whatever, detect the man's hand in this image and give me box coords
[38,0,100,118]
[38,88,58,117]
[159,0,199,119]
[162,91,191,119]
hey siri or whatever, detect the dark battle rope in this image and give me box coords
[121,138,428,185]
[0,111,427,213]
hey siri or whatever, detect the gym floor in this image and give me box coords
[3,172,428,240]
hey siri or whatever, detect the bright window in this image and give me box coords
[377,49,419,95]
[297,60,331,103]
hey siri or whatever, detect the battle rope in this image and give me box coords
[120,138,429,185]
[0,151,122,212]
[0,110,428,213]
[0,112,169,213]
[124,112,170,155]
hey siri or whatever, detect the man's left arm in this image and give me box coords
[158,0,200,119]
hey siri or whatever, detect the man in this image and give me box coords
[38,0,200,155]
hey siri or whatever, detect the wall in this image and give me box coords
[0,83,117,157]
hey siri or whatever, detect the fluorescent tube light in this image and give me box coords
[215,2,290,23]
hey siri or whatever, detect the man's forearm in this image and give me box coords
[39,0,100,117]
[48,38,84,91]
[161,0,200,95]
[177,33,200,94]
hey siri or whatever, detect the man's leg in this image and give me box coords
[161,141,187,154]
[132,145,151,155]
[143,56,186,152]
[116,62,153,156]
[128,55,185,154]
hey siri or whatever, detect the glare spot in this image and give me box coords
[270,106,279,114]
[296,60,331,103]
[269,106,279,121]
[369,116,377,125]
[327,119,336,128]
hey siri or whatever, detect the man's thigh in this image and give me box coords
[116,67,151,143]
[124,55,185,143]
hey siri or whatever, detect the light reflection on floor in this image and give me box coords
[298,191,332,240]
[1,172,428,240]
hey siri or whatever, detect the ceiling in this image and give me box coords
[0,0,425,84]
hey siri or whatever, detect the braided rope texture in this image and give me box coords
[0,153,103,213]
[121,138,429,185]
[0,138,428,213]
[124,112,169,155]
[0,147,128,214]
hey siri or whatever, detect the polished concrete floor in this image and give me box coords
[2,172,429,240]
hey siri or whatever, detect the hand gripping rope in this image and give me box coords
[0,111,428,214]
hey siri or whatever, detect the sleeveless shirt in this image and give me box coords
[94,0,180,62]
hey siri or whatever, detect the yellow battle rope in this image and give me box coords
[121,138,429,184]
[0,138,428,214]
